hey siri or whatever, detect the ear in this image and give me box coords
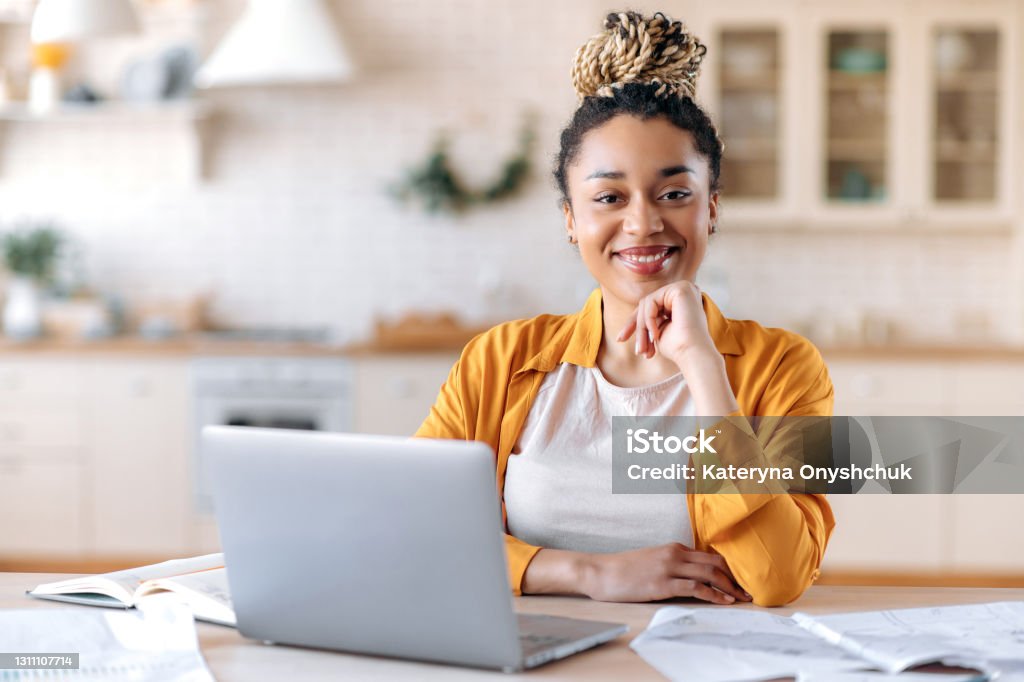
[562,201,575,242]
[708,191,720,235]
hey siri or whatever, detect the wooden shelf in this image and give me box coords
[828,70,888,90]
[0,100,216,181]
[0,100,210,122]
[935,70,999,91]
[828,139,886,162]
[720,71,780,91]
[722,137,778,160]
[934,139,997,163]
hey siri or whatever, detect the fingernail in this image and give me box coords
[725,594,735,603]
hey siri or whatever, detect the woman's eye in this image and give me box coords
[661,190,691,200]
[595,194,620,204]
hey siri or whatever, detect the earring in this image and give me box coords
[568,234,576,244]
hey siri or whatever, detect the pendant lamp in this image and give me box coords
[194,0,353,88]
[31,0,141,43]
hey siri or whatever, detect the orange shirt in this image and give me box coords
[415,288,835,606]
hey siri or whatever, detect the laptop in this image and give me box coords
[203,425,628,672]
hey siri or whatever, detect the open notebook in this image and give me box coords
[27,553,235,627]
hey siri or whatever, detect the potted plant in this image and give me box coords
[2,224,63,340]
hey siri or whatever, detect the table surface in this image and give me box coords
[5,573,1024,681]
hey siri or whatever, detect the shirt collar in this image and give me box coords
[522,287,742,373]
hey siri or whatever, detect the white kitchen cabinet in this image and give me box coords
[822,495,950,573]
[823,354,1024,577]
[85,359,192,557]
[0,357,86,558]
[826,359,951,415]
[948,496,1024,573]
[915,0,1017,224]
[0,458,85,554]
[950,362,1024,415]
[696,0,801,226]
[696,0,1018,230]
[0,349,1018,581]
[354,353,459,437]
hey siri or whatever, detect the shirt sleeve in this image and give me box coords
[694,342,837,607]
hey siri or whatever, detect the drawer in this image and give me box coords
[354,354,459,437]
[948,496,1024,572]
[0,359,83,409]
[826,361,950,414]
[952,364,1024,415]
[0,459,86,555]
[821,494,950,572]
[0,409,83,453]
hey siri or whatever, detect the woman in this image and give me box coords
[416,11,834,607]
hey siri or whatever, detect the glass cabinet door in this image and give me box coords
[717,29,782,201]
[824,30,890,203]
[930,28,999,203]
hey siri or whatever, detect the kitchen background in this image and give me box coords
[0,0,1021,586]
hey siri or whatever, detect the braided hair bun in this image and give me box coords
[571,11,707,102]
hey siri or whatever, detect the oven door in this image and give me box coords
[193,394,351,513]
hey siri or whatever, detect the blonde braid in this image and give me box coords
[571,11,707,102]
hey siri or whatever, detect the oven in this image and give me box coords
[191,356,353,513]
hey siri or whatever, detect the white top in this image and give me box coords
[504,362,694,554]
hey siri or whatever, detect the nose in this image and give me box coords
[622,196,664,237]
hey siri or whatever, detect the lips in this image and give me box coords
[613,245,679,275]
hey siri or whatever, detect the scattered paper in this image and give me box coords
[796,672,987,682]
[793,601,1024,674]
[630,606,867,682]
[0,593,215,681]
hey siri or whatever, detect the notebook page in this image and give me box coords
[138,568,236,626]
[30,553,225,605]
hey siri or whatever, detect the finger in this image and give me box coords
[681,552,751,600]
[635,302,647,355]
[617,315,637,343]
[643,297,661,358]
[683,550,735,581]
[669,578,734,605]
[652,314,670,342]
[673,562,747,603]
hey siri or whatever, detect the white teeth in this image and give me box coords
[621,249,671,263]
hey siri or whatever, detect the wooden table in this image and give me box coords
[4,574,1023,680]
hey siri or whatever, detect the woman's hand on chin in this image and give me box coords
[616,281,716,371]
[581,543,751,604]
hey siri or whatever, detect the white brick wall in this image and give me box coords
[0,0,1017,344]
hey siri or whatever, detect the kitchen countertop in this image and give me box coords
[3,334,1024,360]
[0,334,466,357]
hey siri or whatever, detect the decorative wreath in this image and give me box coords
[390,115,536,215]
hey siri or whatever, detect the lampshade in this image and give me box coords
[30,0,141,43]
[194,0,353,88]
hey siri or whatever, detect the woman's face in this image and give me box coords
[564,114,718,308]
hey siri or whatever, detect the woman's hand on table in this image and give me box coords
[581,543,752,604]
[522,543,751,604]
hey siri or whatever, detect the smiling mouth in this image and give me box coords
[614,246,680,274]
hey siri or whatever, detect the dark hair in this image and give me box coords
[553,82,723,208]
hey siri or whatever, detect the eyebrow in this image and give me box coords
[585,165,696,180]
